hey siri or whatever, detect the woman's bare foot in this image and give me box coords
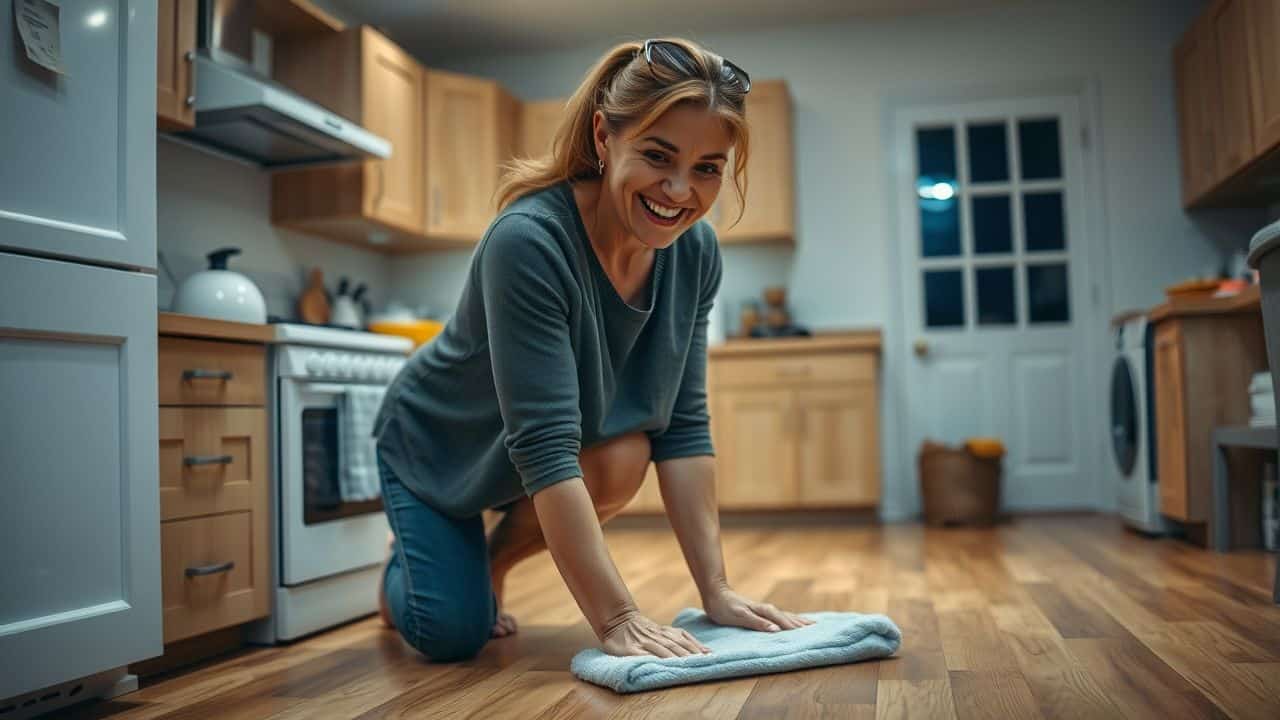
[378,531,395,629]
[490,571,518,638]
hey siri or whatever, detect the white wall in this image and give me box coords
[156,139,391,319]
[386,0,1258,519]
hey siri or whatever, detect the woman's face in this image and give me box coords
[595,103,733,250]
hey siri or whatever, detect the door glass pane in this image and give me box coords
[1027,264,1070,323]
[920,199,961,257]
[1019,118,1062,180]
[917,126,960,257]
[924,269,964,328]
[976,266,1016,325]
[967,123,1008,183]
[972,195,1012,254]
[1024,191,1066,251]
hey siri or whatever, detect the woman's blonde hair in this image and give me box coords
[495,38,750,225]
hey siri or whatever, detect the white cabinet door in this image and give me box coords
[0,0,156,270]
[0,253,161,699]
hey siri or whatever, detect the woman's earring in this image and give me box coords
[598,158,605,175]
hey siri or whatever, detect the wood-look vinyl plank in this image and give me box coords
[65,515,1280,720]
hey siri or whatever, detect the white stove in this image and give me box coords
[249,323,413,643]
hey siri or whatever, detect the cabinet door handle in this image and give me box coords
[184,454,233,467]
[185,561,235,578]
[182,369,232,381]
[184,50,196,108]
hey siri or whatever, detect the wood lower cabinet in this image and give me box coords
[153,319,271,649]
[623,335,882,514]
[1151,304,1266,538]
[156,0,197,131]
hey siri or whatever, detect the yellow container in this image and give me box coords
[369,319,444,348]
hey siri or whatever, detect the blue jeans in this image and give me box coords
[378,453,498,661]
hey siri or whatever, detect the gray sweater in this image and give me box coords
[372,180,723,519]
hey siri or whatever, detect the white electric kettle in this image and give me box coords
[173,247,268,324]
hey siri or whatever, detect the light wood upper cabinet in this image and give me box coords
[157,0,198,131]
[272,27,425,240]
[1175,0,1280,207]
[713,79,795,245]
[424,70,519,242]
[1175,16,1220,206]
[1208,0,1256,179]
[520,98,568,159]
[1247,0,1280,154]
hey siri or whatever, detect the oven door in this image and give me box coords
[279,378,389,586]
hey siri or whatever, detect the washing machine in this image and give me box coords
[1111,315,1168,534]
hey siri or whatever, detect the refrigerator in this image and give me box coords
[0,0,162,710]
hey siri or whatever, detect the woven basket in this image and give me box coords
[919,441,1002,526]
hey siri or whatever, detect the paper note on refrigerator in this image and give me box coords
[16,0,65,75]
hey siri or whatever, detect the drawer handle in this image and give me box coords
[777,366,812,378]
[184,454,233,467]
[183,369,233,381]
[185,561,235,578]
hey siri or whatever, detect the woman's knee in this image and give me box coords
[581,432,651,512]
[400,600,491,662]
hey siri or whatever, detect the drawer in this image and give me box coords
[162,511,268,643]
[711,352,875,389]
[159,337,265,406]
[159,407,268,521]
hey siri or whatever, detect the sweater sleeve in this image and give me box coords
[479,216,584,496]
[649,229,723,463]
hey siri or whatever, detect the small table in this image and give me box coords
[1211,425,1279,603]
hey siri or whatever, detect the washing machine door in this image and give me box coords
[1110,356,1138,476]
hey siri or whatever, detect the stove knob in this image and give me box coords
[340,354,357,378]
[321,352,340,376]
[305,352,323,375]
[355,357,373,380]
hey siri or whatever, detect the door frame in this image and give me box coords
[880,79,1111,520]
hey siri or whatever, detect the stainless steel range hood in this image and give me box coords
[170,0,390,168]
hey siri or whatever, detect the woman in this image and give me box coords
[372,37,814,663]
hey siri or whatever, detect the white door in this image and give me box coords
[0,0,160,700]
[894,96,1096,511]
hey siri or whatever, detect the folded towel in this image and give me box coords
[570,607,901,693]
[339,385,387,502]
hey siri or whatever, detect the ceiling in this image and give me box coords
[317,0,1020,60]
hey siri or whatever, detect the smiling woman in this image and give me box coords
[372,37,816,666]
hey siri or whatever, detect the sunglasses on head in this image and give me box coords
[639,39,751,95]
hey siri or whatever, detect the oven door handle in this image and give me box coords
[298,382,351,395]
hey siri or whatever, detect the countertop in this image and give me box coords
[709,329,882,359]
[158,312,274,344]
[1147,284,1260,323]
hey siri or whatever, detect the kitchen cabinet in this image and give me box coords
[1174,14,1221,206]
[157,0,197,131]
[272,26,427,242]
[711,79,795,245]
[1150,293,1266,545]
[622,333,882,514]
[520,98,568,158]
[1174,0,1280,207]
[149,315,270,652]
[1247,0,1280,155]
[424,69,520,242]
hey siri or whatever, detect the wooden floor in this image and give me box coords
[69,514,1280,719]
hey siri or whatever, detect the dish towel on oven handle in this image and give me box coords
[339,385,387,502]
[569,607,901,693]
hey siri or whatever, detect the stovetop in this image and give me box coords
[269,318,413,354]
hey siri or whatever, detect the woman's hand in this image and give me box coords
[600,609,712,658]
[702,586,815,633]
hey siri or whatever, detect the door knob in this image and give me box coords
[913,339,930,357]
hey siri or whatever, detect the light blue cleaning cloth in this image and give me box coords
[570,607,901,693]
